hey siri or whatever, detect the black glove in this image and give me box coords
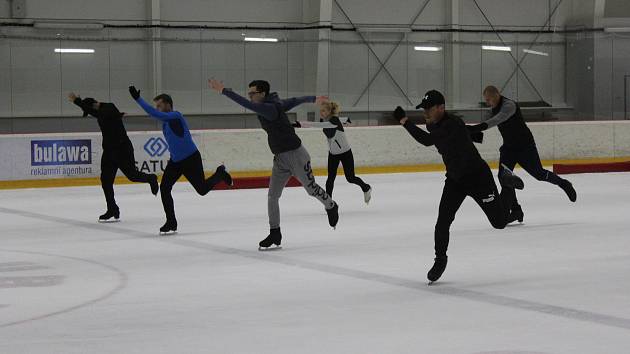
[470,131,484,144]
[467,122,488,133]
[292,121,301,128]
[128,86,141,100]
[393,106,407,123]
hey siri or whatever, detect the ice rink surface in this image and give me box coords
[1,171,629,354]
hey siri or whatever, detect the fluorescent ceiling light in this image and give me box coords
[523,49,549,56]
[54,48,95,54]
[604,27,630,33]
[414,46,442,52]
[482,45,512,52]
[244,37,278,42]
[35,22,104,30]
[357,27,411,33]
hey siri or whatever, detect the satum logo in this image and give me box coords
[143,137,169,157]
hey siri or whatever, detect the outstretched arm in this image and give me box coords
[300,121,338,129]
[129,86,179,121]
[402,120,437,147]
[281,95,328,111]
[208,79,277,120]
[393,106,437,146]
[68,92,97,117]
[471,99,517,132]
[484,99,516,128]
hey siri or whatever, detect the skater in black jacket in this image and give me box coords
[68,92,158,222]
[394,90,525,283]
[467,86,577,224]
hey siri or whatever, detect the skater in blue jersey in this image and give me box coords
[129,86,233,234]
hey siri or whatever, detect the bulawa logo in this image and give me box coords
[144,137,169,157]
[31,140,92,166]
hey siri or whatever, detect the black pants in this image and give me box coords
[160,151,221,222]
[434,164,514,258]
[325,150,370,197]
[499,144,564,210]
[100,143,153,212]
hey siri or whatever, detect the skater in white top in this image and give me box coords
[301,101,372,204]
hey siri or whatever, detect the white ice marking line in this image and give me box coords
[0,248,128,328]
[1,206,630,330]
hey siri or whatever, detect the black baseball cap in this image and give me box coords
[416,90,445,110]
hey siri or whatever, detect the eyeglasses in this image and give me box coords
[247,91,262,97]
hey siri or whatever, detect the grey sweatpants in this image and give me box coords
[268,145,335,229]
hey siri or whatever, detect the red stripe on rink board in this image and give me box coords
[212,176,302,190]
[553,161,630,175]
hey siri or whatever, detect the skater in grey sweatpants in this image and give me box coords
[209,78,339,250]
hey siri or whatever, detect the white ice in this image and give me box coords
[1,171,629,354]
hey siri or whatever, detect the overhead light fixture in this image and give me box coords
[604,27,630,33]
[54,48,95,54]
[523,49,549,56]
[482,45,512,52]
[414,46,442,52]
[35,22,104,30]
[356,27,412,33]
[244,37,278,42]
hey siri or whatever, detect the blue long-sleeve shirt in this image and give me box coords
[135,97,198,162]
[222,89,315,154]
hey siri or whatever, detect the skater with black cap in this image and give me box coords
[393,90,525,283]
[68,92,159,223]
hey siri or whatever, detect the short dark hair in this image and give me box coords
[153,94,173,107]
[248,80,270,96]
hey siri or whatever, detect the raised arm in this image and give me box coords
[128,86,180,121]
[208,79,278,120]
[281,96,316,111]
[68,92,98,117]
[221,88,278,120]
[402,120,436,146]
[135,97,180,121]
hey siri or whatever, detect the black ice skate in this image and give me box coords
[500,164,524,190]
[427,256,448,284]
[259,228,282,251]
[216,165,233,187]
[507,205,524,224]
[159,220,178,235]
[149,174,159,195]
[98,209,120,223]
[364,186,372,205]
[326,202,339,229]
[559,179,577,202]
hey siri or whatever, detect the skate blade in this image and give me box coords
[159,230,178,236]
[258,246,282,251]
[98,219,120,223]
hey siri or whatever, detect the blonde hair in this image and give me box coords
[483,85,500,96]
[321,101,341,116]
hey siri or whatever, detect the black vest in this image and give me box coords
[492,96,535,147]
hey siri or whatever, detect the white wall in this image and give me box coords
[2,121,630,182]
[0,0,604,120]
